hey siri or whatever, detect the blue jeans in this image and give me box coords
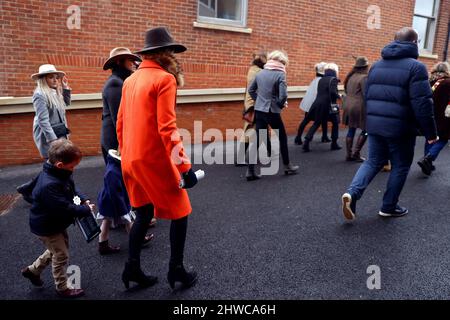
[424,139,448,161]
[347,134,415,212]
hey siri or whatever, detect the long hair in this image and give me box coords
[252,51,267,69]
[344,66,369,92]
[430,62,450,84]
[34,77,66,109]
[142,50,184,87]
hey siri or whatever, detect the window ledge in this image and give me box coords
[419,52,439,59]
[193,21,252,34]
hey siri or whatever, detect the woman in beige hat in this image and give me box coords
[101,47,142,162]
[31,64,71,158]
[16,65,72,203]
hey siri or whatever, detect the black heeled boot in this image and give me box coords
[122,260,158,289]
[294,136,303,145]
[167,265,197,290]
[246,164,261,181]
[302,138,311,152]
[331,140,342,150]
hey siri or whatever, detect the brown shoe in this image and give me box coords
[98,240,120,255]
[381,163,391,172]
[57,288,85,298]
[21,267,43,287]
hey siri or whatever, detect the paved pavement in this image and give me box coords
[1,134,450,300]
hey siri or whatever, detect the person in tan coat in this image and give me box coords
[117,27,198,290]
[236,52,267,166]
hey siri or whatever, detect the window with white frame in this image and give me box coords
[198,0,248,27]
[412,0,440,52]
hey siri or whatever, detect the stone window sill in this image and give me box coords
[419,51,439,59]
[193,21,252,34]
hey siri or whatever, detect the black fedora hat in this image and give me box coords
[134,27,187,55]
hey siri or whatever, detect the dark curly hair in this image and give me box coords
[252,51,267,69]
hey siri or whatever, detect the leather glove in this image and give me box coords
[181,169,198,189]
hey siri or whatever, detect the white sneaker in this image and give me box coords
[342,193,355,221]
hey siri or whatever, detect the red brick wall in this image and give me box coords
[0,99,314,166]
[1,0,449,166]
[1,0,449,97]
[0,109,102,165]
[435,0,450,62]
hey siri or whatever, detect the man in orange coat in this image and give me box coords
[117,27,198,290]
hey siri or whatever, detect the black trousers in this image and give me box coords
[296,112,328,139]
[305,113,339,142]
[255,110,289,165]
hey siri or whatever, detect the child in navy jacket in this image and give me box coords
[21,139,93,298]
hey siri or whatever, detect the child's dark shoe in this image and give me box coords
[98,240,120,255]
[21,267,43,287]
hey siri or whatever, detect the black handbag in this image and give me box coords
[330,103,340,114]
[51,108,70,138]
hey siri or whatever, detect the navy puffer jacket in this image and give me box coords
[365,41,437,140]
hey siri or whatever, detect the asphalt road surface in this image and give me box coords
[1,135,449,300]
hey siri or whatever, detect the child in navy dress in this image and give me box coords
[97,150,153,255]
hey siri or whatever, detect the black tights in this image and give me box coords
[297,112,328,139]
[169,216,188,268]
[128,203,189,269]
[305,113,339,142]
[128,204,153,264]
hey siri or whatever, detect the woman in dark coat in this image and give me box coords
[343,57,369,162]
[98,48,154,254]
[417,62,450,175]
[101,47,141,162]
[303,63,341,152]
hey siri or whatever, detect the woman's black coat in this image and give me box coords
[309,76,339,123]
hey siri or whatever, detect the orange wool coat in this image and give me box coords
[116,59,192,220]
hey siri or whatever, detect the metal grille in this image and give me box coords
[0,194,20,216]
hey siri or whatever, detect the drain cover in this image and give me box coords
[0,194,20,216]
